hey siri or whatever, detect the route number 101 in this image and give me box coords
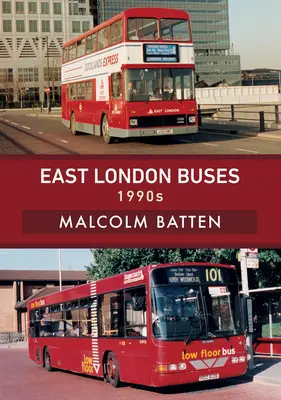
[206,268,222,282]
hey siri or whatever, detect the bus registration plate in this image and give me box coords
[156,129,173,134]
[199,374,219,382]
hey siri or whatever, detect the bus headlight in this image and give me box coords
[168,364,177,371]
[130,118,138,126]
[189,116,196,124]
[178,363,187,370]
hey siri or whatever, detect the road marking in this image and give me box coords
[11,122,19,126]
[61,140,68,144]
[21,125,31,130]
[38,131,43,134]
[203,143,219,147]
[4,119,9,122]
[201,129,281,143]
[236,148,259,154]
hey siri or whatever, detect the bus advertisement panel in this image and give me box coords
[28,263,247,388]
[61,8,198,144]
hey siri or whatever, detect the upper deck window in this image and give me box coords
[77,38,85,58]
[160,19,190,41]
[86,33,96,54]
[69,43,77,60]
[127,18,158,41]
[97,26,109,50]
[63,47,69,63]
[110,19,122,45]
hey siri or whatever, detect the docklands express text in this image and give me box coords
[40,168,240,185]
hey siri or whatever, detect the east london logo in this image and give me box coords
[182,347,236,360]
[81,355,94,374]
[30,299,45,309]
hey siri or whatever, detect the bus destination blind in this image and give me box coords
[143,44,179,62]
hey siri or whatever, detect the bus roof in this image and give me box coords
[63,8,191,48]
[27,262,236,309]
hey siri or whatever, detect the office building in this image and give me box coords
[93,0,241,86]
[0,0,93,106]
[0,269,87,334]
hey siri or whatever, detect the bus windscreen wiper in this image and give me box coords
[207,313,230,341]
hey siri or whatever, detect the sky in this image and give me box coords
[0,249,93,270]
[229,0,280,69]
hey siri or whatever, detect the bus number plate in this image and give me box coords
[156,129,173,134]
[199,374,219,382]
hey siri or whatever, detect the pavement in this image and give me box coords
[1,111,281,154]
[1,348,281,400]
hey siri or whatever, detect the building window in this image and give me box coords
[29,20,37,33]
[16,20,25,33]
[125,287,147,337]
[16,2,24,13]
[100,292,124,337]
[3,20,12,33]
[41,2,49,14]
[79,8,86,15]
[54,20,62,33]
[28,2,37,14]
[82,21,90,33]
[18,68,39,83]
[85,81,92,100]
[97,27,109,50]
[72,21,80,34]
[2,1,11,13]
[54,3,62,14]
[73,3,78,15]
[42,20,50,33]
[110,20,122,45]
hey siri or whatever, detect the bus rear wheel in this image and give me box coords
[70,113,79,135]
[43,348,53,372]
[106,352,121,387]
[102,115,113,144]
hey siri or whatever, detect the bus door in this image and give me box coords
[122,287,151,384]
[109,72,125,128]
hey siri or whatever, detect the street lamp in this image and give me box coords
[35,36,51,114]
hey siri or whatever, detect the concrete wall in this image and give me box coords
[196,85,281,105]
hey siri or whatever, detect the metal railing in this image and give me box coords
[0,332,25,344]
[198,104,281,133]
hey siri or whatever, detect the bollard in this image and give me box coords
[275,105,280,124]
[230,104,236,121]
[259,111,265,132]
[197,106,202,127]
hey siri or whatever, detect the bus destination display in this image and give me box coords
[143,44,179,62]
[151,266,237,286]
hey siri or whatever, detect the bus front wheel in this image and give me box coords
[106,352,121,387]
[43,348,53,372]
[70,113,79,135]
[101,115,113,144]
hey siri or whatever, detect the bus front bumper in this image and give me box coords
[110,125,198,138]
[151,363,248,387]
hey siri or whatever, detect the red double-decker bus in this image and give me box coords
[61,8,198,144]
[28,263,247,388]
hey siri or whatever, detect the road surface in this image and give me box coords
[0,349,280,400]
[0,111,281,154]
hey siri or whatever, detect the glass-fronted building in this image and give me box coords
[92,0,241,86]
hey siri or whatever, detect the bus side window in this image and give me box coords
[69,43,77,60]
[63,47,69,63]
[86,33,96,54]
[85,81,92,100]
[97,27,109,50]
[111,72,122,99]
[110,20,122,45]
[76,82,85,100]
[70,84,76,100]
[100,291,124,337]
[77,38,86,58]
[125,287,147,337]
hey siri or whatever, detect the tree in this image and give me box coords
[86,248,281,289]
